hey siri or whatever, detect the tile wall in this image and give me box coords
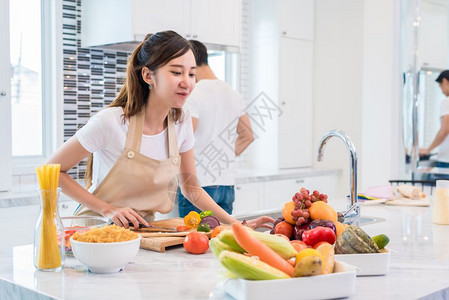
[62,0,130,180]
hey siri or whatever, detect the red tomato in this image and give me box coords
[183,232,209,254]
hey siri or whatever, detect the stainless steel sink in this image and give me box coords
[352,215,385,226]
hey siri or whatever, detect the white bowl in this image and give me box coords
[335,249,391,276]
[224,261,357,300]
[70,235,141,273]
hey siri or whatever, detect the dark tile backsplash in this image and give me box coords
[62,0,130,180]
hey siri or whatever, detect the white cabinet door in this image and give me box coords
[190,0,241,47]
[0,205,40,249]
[59,200,81,217]
[0,0,12,192]
[278,38,313,168]
[279,0,314,40]
[132,0,190,38]
[420,1,448,68]
[263,178,306,211]
[233,182,262,216]
[302,175,338,199]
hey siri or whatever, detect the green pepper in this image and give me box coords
[199,210,213,219]
[197,223,211,232]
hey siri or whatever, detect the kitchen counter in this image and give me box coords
[1,204,449,299]
[0,168,340,208]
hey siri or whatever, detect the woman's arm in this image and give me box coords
[47,136,148,228]
[178,149,273,228]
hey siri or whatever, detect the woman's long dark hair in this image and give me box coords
[85,31,192,188]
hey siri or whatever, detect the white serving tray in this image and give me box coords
[223,261,356,300]
[335,250,391,276]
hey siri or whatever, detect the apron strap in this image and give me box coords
[125,109,144,151]
[167,113,179,158]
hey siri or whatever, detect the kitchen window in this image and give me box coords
[207,49,239,91]
[3,0,58,185]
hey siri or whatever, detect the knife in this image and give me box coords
[128,222,178,232]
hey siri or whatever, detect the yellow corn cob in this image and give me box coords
[217,229,297,260]
[219,250,291,280]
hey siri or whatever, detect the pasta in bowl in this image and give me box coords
[70,225,141,273]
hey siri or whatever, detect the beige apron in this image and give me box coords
[75,109,181,223]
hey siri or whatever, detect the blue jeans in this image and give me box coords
[177,186,235,217]
[424,161,449,181]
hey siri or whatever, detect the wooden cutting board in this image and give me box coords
[137,218,210,253]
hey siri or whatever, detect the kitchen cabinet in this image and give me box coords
[279,0,314,40]
[0,205,39,249]
[82,0,241,50]
[189,0,241,47]
[263,178,306,210]
[278,38,313,168]
[250,0,314,170]
[233,182,262,216]
[419,0,448,68]
[233,174,338,215]
[59,200,80,217]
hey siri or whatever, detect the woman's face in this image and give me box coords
[146,50,197,109]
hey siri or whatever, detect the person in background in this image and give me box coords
[177,40,254,217]
[420,70,449,168]
[47,31,271,229]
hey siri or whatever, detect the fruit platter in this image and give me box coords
[272,188,391,276]
[210,187,391,299]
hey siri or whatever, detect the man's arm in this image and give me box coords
[422,115,449,155]
[235,114,254,156]
[191,117,198,132]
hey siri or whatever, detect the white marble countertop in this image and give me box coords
[1,204,449,300]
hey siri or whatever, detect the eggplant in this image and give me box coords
[309,219,337,236]
[199,215,220,229]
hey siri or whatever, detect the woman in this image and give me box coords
[48,31,272,229]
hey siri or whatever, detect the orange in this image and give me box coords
[274,221,294,239]
[335,221,347,238]
[290,240,308,252]
[308,201,337,222]
[282,201,296,224]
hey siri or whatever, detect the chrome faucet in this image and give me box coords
[317,130,360,224]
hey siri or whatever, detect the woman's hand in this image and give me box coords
[104,206,149,229]
[244,216,275,230]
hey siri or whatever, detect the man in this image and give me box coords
[420,70,449,167]
[178,40,254,217]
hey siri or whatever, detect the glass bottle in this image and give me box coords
[433,180,449,225]
[33,188,65,271]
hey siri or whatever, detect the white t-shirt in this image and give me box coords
[75,107,194,192]
[183,79,246,186]
[438,97,449,162]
